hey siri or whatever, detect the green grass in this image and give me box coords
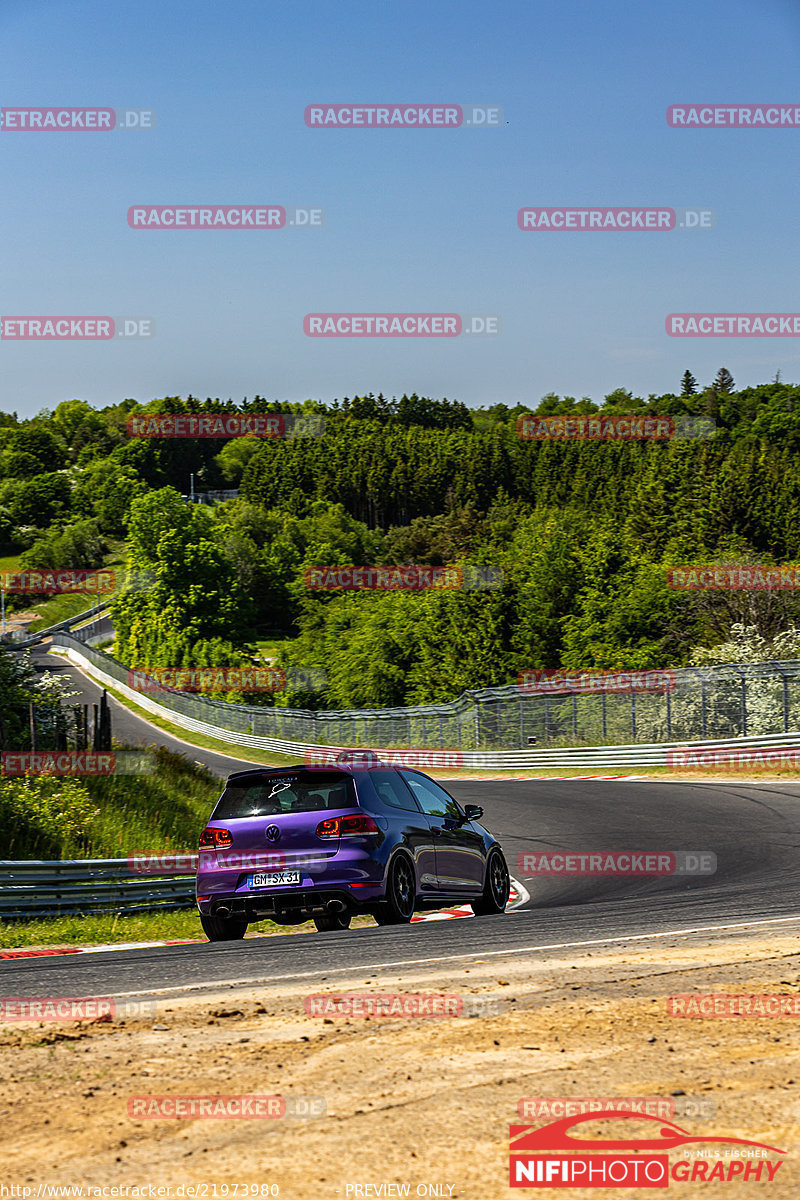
[0,908,376,948]
[27,590,103,631]
[4,540,127,631]
[102,539,127,566]
[0,909,207,947]
[81,746,221,856]
[253,637,291,661]
[0,746,222,859]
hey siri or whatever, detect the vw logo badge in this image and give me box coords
[266,825,281,842]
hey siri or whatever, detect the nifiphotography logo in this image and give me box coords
[509,1111,786,1187]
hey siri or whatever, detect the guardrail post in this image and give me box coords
[631,691,636,741]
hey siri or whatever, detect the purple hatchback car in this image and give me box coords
[196,751,510,939]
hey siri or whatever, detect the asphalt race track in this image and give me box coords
[6,644,800,1001]
[33,639,267,778]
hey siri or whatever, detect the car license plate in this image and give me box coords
[248,870,301,888]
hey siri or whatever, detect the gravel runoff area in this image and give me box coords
[2,923,800,1197]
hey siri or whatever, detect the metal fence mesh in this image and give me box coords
[52,633,800,750]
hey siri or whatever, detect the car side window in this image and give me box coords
[369,769,422,812]
[400,771,462,820]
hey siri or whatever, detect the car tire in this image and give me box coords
[471,848,510,915]
[313,912,352,932]
[373,853,416,925]
[200,912,248,941]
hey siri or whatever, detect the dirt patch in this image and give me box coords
[2,607,42,631]
[3,927,800,1197]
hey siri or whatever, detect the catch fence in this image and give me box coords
[51,633,800,750]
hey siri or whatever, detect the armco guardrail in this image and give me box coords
[52,630,800,748]
[0,858,195,920]
[1,601,110,650]
[47,637,800,769]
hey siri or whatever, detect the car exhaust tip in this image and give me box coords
[327,898,346,913]
[215,904,232,917]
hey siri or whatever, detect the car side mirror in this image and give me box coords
[463,804,483,821]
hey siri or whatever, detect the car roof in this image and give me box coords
[223,763,389,784]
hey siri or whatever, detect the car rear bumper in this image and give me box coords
[198,883,383,921]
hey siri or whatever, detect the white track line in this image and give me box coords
[86,913,800,1000]
[2,880,530,956]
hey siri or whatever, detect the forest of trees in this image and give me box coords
[2,374,800,709]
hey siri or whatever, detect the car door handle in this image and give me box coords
[430,827,443,836]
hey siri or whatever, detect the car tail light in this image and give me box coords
[199,827,233,849]
[316,814,380,838]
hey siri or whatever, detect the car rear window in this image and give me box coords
[213,770,358,819]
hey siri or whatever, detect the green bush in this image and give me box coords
[0,747,220,859]
[0,776,98,858]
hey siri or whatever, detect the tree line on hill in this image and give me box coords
[3,373,800,708]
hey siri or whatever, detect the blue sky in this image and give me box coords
[1,0,799,417]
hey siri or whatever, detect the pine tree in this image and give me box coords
[681,370,697,396]
[713,367,735,394]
